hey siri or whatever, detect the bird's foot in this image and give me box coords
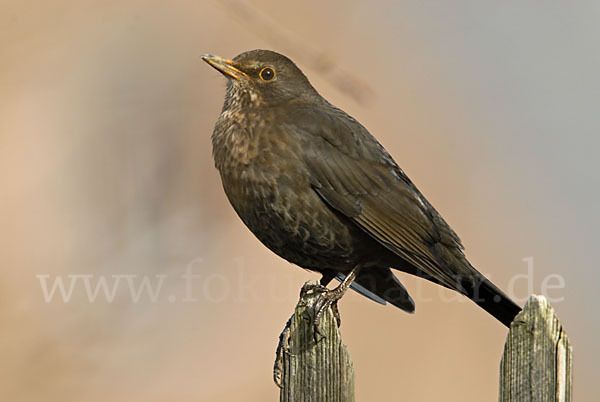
[311,265,362,340]
[296,282,331,343]
[313,286,343,330]
[273,315,293,388]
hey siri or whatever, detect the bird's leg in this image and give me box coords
[273,314,293,388]
[296,271,334,298]
[313,265,362,331]
[318,270,337,287]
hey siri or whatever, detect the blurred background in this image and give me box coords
[1,1,598,401]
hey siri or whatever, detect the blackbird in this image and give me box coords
[202,49,521,327]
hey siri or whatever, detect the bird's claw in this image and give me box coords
[314,288,344,327]
[273,315,293,388]
[311,285,344,342]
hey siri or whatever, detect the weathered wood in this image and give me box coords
[499,295,572,402]
[277,281,355,402]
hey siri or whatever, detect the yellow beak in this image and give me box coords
[201,54,249,81]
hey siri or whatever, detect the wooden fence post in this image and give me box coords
[277,281,355,402]
[499,295,572,401]
[275,289,572,401]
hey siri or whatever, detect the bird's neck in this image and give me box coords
[222,83,265,112]
[211,99,266,174]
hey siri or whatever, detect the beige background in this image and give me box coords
[1,1,598,401]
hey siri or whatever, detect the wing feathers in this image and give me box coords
[290,106,469,293]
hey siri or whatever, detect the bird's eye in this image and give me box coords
[259,67,276,82]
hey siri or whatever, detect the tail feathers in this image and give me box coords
[338,267,415,313]
[335,266,521,327]
[390,262,521,327]
[465,278,521,328]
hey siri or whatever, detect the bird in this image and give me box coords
[202,49,521,328]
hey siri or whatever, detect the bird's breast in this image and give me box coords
[212,114,359,270]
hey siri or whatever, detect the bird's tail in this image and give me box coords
[464,277,521,328]
[392,261,521,327]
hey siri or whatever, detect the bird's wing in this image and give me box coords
[287,106,469,292]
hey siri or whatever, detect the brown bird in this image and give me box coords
[202,49,521,327]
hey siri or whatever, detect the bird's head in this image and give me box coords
[202,49,318,107]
